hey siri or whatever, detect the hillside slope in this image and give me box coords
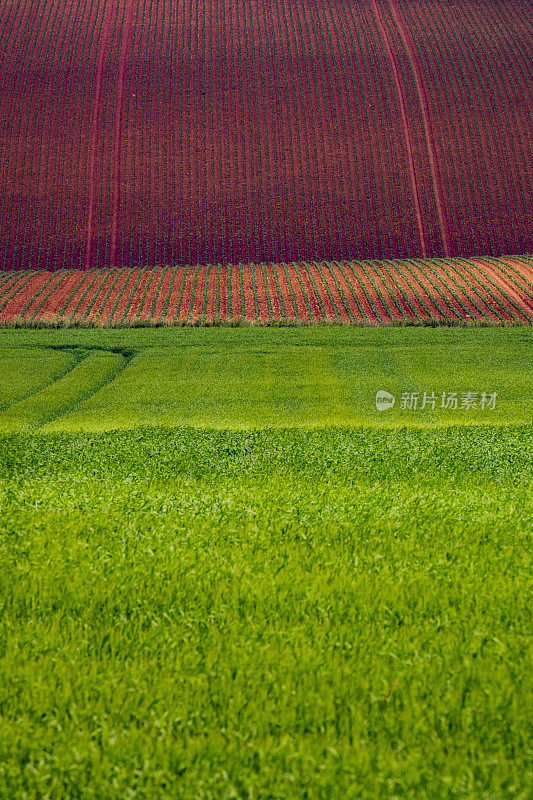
[0,0,532,270]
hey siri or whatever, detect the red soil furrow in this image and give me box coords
[176,267,196,323]
[217,264,229,322]
[0,274,30,310]
[254,265,271,324]
[138,267,166,321]
[21,271,67,321]
[39,271,87,317]
[385,0,451,256]
[191,265,207,321]
[109,0,136,268]
[307,263,339,321]
[0,273,50,319]
[398,261,449,321]
[230,265,242,320]
[468,259,533,318]
[124,269,152,322]
[242,265,257,322]
[444,260,512,323]
[98,269,134,325]
[263,265,284,321]
[424,262,491,322]
[107,269,143,324]
[61,271,101,318]
[368,0,427,258]
[362,262,405,323]
[150,267,174,322]
[344,263,383,324]
[329,264,366,324]
[453,259,524,323]
[295,264,323,321]
[403,260,460,320]
[377,261,430,322]
[413,261,475,322]
[274,266,299,321]
[84,270,122,323]
[203,266,218,324]
[339,263,379,325]
[283,266,309,322]
[164,268,185,322]
[492,258,533,301]
[316,263,351,323]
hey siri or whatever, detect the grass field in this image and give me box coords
[0,326,531,798]
[0,326,531,432]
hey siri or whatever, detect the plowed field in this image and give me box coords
[1,257,531,326]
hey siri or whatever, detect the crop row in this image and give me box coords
[0,1,531,270]
[0,257,531,326]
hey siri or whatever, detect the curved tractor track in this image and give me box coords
[0,346,134,431]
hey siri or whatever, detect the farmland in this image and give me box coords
[1,0,532,796]
[0,256,532,327]
[0,1,532,269]
[0,325,532,798]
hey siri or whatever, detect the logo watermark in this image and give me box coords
[375,390,498,411]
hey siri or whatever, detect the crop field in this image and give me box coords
[0,256,532,327]
[0,326,532,798]
[1,0,532,796]
[0,0,532,269]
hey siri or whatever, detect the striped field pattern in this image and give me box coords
[0,1,532,270]
[1,256,532,326]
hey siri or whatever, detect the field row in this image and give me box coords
[0,257,531,326]
[0,0,531,268]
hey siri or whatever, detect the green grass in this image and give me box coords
[0,427,531,799]
[0,326,531,798]
[0,326,531,431]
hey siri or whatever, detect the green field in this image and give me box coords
[0,326,531,431]
[0,327,531,799]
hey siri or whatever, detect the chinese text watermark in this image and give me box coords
[375,390,498,411]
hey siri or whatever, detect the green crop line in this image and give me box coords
[16,273,59,322]
[291,263,314,321]
[333,261,368,323]
[56,272,90,317]
[457,258,533,324]
[214,263,221,321]
[379,259,427,323]
[90,269,128,325]
[406,259,463,322]
[420,259,478,322]
[400,259,449,320]
[147,265,169,322]
[0,273,39,315]
[24,271,71,324]
[440,259,507,324]
[313,262,341,321]
[237,264,246,320]
[104,269,135,325]
[491,257,533,303]
[114,269,146,325]
[304,263,328,320]
[159,266,180,321]
[323,262,356,324]
[368,260,411,323]
[69,270,107,321]
[259,264,275,322]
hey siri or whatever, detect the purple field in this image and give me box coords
[0,0,532,272]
